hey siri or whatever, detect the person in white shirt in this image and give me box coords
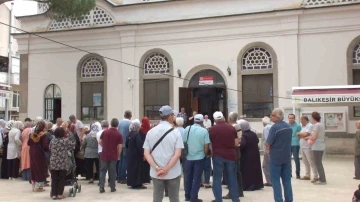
[52,118,63,131]
[203,115,212,130]
[296,116,318,182]
[97,120,109,155]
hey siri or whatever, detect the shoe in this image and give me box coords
[99,187,105,193]
[311,178,319,183]
[300,176,311,180]
[264,183,272,187]
[313,181,326,185]
[119,180,127,184]
[354,177,360,180]
[194,199,203,202]
[204,185,212,188]
[111,189,116,192]
[132,185,147,190]
[88,181,94,184]
[296,176,300,179]
[200,184,204,187]
[222,194,230,199]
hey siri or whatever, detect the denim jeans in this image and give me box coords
[291,146,300,177]
[212,156,239,202]
[117,147,127,180]
[185,158,205,201]
[203,156,212,184]
[270,161,293,202]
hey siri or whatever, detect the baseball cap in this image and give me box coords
[159,105,175,117]
[194,114,204,122]
[213,111,224,120]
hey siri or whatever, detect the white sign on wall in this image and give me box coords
[292,95,360,104]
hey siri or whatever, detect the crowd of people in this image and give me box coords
[0,105,355,202]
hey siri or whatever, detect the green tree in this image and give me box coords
[0,0,96,21]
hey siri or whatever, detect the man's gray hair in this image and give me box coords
[262,116,271,124]
[34,117,43,125]
[101,120,109,128]
[228,112,238,122]
[176,117,184,127]
[273,108,284,121]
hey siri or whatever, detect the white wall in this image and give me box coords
[14,2,360,134]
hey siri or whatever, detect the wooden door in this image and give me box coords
[179,87,193,117]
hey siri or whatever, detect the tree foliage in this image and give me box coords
[0,0,96,21]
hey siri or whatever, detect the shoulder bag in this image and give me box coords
[181,126,192,159]
[151,128,174,154]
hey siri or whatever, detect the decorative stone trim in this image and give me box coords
[48,6,115,31]
[302,0,360,7]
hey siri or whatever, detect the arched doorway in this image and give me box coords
[44,84,62,123]
[179,69,227,124]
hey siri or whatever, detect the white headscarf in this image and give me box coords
[90,122,101,138]
[129,119,141,132]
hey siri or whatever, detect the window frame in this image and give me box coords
[77,54,107,123]
[143,79,170,120]
[347,38,360,120]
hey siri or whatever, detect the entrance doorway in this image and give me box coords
[44,84,62,123]
[179,69,227,123]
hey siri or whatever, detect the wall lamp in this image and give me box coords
[227,66,231,76]
[177,69,181,78]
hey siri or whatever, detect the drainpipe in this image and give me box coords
[5,2,14,121]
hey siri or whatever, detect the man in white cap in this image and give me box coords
[183,114,210,202]
[143,105,184,202]
[209,111,240,202]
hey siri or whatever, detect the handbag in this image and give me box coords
[181,126,192,159]
[76,145,85,159]
[151,128,174,154]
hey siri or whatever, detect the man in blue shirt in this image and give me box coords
[266,109,293,202]
[288,114,302,179]
[117,110,132,184]
[183,114,210,202]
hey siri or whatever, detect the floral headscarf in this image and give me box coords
[30,120,46,142]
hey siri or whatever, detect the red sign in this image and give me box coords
[199,76,214,85]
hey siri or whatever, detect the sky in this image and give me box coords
[4,0,38,17]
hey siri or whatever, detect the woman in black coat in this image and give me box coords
[126,120,146,189]
[238,120,264,191]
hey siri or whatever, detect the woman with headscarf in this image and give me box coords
[1,121,11,179]
[81,122,100,184]
[126,119,146,189]
[139,117,151,184]
[7,121,23,180]
[44,122,55,186]
[238,119,264,191]
[28,120,49,192]
[21,121,32,181]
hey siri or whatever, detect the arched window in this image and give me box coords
[140,50,173,119]
[144,53,170,74]
[77,55,106,121]
[353,43,360,64]
[242,47,272,70]
[81,57,105,78]
[44,84,62,123]
[238,43,278,118]
[350,41,360,117]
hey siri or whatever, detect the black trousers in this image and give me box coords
[50,170,66,197]
[85,158,99,180]
[8,158,20,178]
